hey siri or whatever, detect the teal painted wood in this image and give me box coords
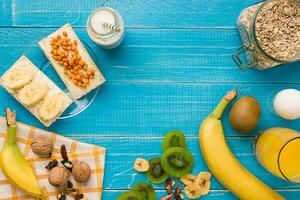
[73,136,299,190]
[0,0,258,28]
[1,82,299,136]
[1,0,300,199]
[1,28,300,84]
[102,190,300,200]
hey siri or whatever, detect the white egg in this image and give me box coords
[273,89,300,120]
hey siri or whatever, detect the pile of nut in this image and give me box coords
[161,179,183,200]
[31,137,91,200]
[50,31,95,88]
[255,0,300,60]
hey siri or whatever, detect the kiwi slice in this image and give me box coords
[132,182,156,200]
[146,158,168,184]
[162,130,186,152]
[161,147,194,178]
[117,191,143,200]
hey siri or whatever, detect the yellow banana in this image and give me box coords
[199,90,285,200]
[0,108,42,198]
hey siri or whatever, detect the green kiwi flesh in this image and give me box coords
[132,182,156,200]
[117,191,143,200]
[162,130,186,152]
[146,158,168,184]
[161,147,194,177]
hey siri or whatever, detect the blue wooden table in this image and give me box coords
[1,0,300,199]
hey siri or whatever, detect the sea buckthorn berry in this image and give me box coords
[90,69,95,74]
[79,60,85,66]
[63,31,68,37]
[68,59,74,66]
[73,40,78,45]
[50,40,55,46]
[67,41,73,46]
[65,37,70,42]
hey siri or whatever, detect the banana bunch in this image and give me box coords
[0,108,42,198]
[2,67,64,121]
[199,90,285,200]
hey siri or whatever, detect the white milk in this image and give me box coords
[87,7,125,49]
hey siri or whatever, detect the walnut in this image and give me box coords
[48,166,69,187]
[31,137,53,158]
[72,161,91,183]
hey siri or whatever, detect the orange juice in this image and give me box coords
[255,127,300,183]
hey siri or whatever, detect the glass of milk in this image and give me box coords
[268,89,300,120]
[87,7,125,49]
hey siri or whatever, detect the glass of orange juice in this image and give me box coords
[255,127,300,183]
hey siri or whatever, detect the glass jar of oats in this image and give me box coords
[233,0,300,70]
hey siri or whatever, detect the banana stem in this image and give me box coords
[5,108,17,144]
[211,90,238,119]
[211,99,230,119]
[6,125,17,144]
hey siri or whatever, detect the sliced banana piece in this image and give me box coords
[39,94,64,121]
[18,81,48,106]
[3,67,35,89]
[197,172,212,195]
[134,158,150,172]
[180,173,197,186]
[184,183,203,199]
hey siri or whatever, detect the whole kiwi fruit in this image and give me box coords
[229,96,261,133]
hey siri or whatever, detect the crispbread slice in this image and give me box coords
[0,55,73,127]
[39,23,105,100]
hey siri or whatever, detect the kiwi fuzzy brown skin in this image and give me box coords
[161,147,194,178]
[132,182,156,200]
[146,158,168,184]
[162,130,186,152]
[116,190,143,200]
[229,96,261,134]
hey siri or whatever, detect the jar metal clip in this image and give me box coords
[232,45,256,71]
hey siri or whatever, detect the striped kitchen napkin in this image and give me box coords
[0,117,106,200]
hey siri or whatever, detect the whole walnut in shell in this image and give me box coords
[72,161,91,183]
[48,166,69,187]
[31,137,53,158]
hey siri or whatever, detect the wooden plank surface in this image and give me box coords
[1,0,300,199]
[1,0,257,28]
[1,28,300,84]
